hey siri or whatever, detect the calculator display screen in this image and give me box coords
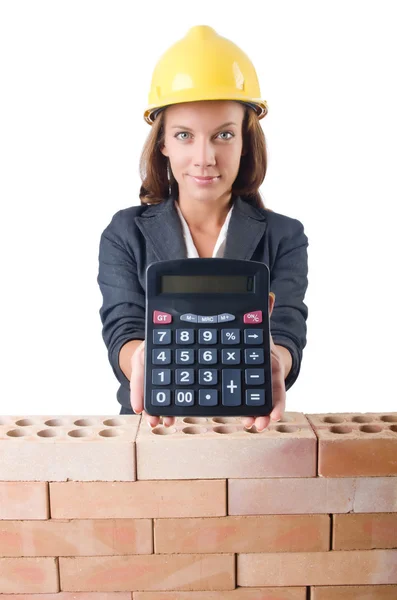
[160,275,254,294]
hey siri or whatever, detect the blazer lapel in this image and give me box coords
[223,195,268,260]
[134,194,268,262]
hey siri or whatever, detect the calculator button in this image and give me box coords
[175,390,195,406]
[198,329,217,344]
[153,330,172,345]
[198,315,218,323]
[153,310,172,324]
[176,329,195,344]
[222,369,242,406]
[244,348,264,364]
[199,389,218,406]
[244,329,263,345]
[152,349,172,365]
[221,348,241,365]
[151,390,171,406]
[175,349,194,364]
[243,310,262,324]
[175,369,194,385]
[199,348,217,364]
[245,369,265,385]
[218,313,236,323]
[152,369,171,385]
[246,389,265,406]
[180,313,198,322]
[199,369,218,385]
[221,329,240,344]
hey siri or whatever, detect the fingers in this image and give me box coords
[142,412,176,429]
[242,342,286,431]
[130,341,145,414]
[241,417,255,428]
[129,342,175,427]
[270,352,286,422]
[143,410,161,428]
[254,415,270,432]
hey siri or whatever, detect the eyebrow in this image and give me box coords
[171,121,238,131]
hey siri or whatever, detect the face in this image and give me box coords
[160,100,245,204]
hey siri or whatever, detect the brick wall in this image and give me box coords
[0,412,396,598]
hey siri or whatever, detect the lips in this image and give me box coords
[190,175,220,180]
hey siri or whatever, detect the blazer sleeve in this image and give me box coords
[270,217,309,391]
[97,211,145,389]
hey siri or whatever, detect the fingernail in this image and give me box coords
[272,417,281,422]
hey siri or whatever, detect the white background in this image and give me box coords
[0,0,396,415]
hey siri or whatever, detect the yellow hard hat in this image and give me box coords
[144,25,268,125]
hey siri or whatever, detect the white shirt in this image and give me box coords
[175,200,234,258]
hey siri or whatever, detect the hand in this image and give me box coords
[241,292,286,432]
[130,340,176,428]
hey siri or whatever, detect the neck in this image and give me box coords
[175,192,234,233]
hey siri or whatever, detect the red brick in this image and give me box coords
[0,518,153,556]
[0,482,48,519]
[0,415,140,481]
[134,589,307,599]
[59,555,234,592]
[154,515,330,553]
[137,413,316,479]
[0,557,59,593]
[311,584,397,599]
[332,513,397,549]
[237,549,397,586]
[306,413,397,477]
[228,477,397,515]
[50,481,226,519]
[0,595,130,600]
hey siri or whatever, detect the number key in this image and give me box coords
[176,369,194,385]
[152,349,171,365]
[198,329,217,344]
[199,369,218,385]
[153,330,172,345]
[175,349,194,364]
[176,329,194,344]
[199,349,217,364]
[152,369,171,385]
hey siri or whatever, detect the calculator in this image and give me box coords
[143,258,273,417]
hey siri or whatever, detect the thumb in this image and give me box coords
[269,292,276,317]
[130,342,145,414]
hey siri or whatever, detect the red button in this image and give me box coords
[153,310,172,324]
[243,310,262,324]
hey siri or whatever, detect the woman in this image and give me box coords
[97,25,309,432]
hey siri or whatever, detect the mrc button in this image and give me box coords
[153,310,172,324]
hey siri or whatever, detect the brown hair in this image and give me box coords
[138,103,271,211]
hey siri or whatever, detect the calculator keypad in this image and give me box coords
[149,311,267,409]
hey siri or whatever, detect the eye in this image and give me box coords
[174,132,190,140]
[218,131,234,140]
[174,131,235,141]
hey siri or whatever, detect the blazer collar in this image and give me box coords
[134,194,268,261]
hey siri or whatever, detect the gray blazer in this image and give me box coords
[97,194,309,411]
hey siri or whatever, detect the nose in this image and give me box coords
[193,138,216,168]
